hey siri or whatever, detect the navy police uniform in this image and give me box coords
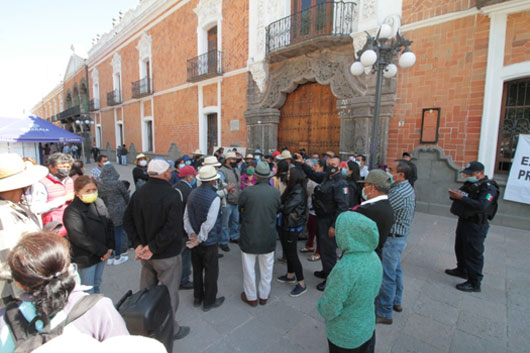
[450,175,499,288]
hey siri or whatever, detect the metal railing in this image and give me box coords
[187,50,223,82]
[88,99,100,111]
[132,77,152,98]
[107,89,121,106]
[266,1,356,55]
[59,105,80,120]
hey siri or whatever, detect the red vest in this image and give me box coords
[40,175,74,236]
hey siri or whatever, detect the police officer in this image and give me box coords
[294,154,350,291]
[446,161,499,293]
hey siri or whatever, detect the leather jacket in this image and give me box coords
[280,184,308,229]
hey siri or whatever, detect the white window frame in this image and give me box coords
[111,53,122,101]
[91,68,100,109]
[141,97,155,152]
[136,32,153,93]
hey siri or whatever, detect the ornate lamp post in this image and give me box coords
[75,116,95,163]
[350,24,416,169]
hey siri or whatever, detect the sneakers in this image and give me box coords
[445,268,468,279]
[316,280,326,291]
[290,284,308,297]
[219,244,230,252]
[203,296,225,312]
[113,256,128,265]
[314,270,326,279]
[107,258,115,265]
[456,281,481,292]
[276,274,296,284]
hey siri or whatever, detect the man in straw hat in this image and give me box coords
[0,153,48,304]
[184,166,225,312]
[238,162,281,307]
[133,153,150,190]
[218,151,242,252]
[123,159,190,339]
[191,149,204,169]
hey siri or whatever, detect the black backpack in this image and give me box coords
[4,294,103,353]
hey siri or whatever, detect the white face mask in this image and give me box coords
[139,160,147,167]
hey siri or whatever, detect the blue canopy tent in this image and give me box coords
[0,115,82,163]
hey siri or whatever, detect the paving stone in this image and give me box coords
[412,295,460,326]
[456,310,506,340]
[461,295,507,321]
[391,333,443,353]
[229,317,285,353]
[402,313,454,351]
[450,330,506,353]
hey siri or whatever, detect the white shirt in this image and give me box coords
[360,165,369,179]
[183,197,221,243]
[360,194,388,206]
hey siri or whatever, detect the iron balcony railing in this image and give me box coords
[107,89,121,106]
[88,99,100,111]
[132,77,152,98]
[187,50,223,82]
[59,105,80,120]
[266,1,356,55]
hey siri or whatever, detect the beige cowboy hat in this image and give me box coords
[192,149,204,156]
[225,151,237,160]
[203,156,221,167]
[0,153,48,192]
[198,165,220,182]
[277,150,293,160]
[134,153,149,164]
[245,154,254,160]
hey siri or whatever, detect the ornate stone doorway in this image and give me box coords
[278,82,340,154]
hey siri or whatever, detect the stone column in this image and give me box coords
[244,108,281,153]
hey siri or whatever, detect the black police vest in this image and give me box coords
[450,178,498,221]
[312,179,337,217]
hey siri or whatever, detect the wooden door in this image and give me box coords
[207,113,218,155]
[207,26,218,75]
[278,82,340,155]
[291,0,333,44]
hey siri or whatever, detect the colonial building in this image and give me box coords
[32,0,530,228]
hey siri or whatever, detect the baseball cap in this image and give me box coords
[359,169,392,189]
[272,151,281,158]
[461,161,484,174]
[178,165,198,177]
[147,159,170,175]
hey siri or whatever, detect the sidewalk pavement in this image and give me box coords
[96,162,530,353]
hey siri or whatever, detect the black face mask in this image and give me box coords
[55,168,70,180]
[326,165,338,175]
[230,162,238,168]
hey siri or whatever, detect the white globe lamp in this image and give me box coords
[398,51,416,68]
[383,64,398,78]
[360,49,377,67]
[379,24,393,39]
[350,61,365,76]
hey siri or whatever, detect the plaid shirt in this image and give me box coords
[0,199,40,300]
[388,180,416,237]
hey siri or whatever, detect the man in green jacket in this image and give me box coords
[238,162,281,307]
[318,211,382,352]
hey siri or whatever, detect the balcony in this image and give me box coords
[59,105,80,120]
[89,99,100,111]
[107,89,121,106]
[266,1,356,62]
[187,50,223,82]
[132,77,152,98]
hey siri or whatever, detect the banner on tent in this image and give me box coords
[504,134,530,205]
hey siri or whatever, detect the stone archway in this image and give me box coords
[244,48,397,163]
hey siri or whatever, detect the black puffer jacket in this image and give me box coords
[280,184,308,229]
[63,197,115,268]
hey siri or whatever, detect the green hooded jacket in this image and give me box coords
[317,211,382,349]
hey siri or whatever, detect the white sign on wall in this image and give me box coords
[504,134,530,205]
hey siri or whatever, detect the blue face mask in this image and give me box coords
[185,160,192,166]
[179,163,185,169]
[387,172,394,184]
[466,176,478,183]
[190,178,197,186]
[255,156,261,162]
[361,188,368,200]
[341,168,348,177]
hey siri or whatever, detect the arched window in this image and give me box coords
[496,77,530,173]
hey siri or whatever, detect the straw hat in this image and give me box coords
[277,150,293,160]
[225,151,237,160]
[245,154,254,160]
[198,166,220,182]
[325,151,335,157]
[134,153,148,164]
[192,149,204,156]
[203,156,221,167]
[0,153,48,192]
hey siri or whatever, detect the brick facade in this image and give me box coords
[504,10,530,66]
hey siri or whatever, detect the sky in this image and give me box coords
[0,0,140,117]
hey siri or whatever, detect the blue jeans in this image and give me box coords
[376,235,408,319]
[221,204,239,245]
[78,261,106,294]
[113,225,123,258]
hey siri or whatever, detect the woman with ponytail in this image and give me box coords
[0,232,128,351]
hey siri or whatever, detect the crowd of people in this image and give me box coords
[0,144,497,352]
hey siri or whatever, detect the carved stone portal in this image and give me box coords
[244,48,397,164]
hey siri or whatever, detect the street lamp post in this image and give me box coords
[350,24,416,170]
[75,116,95,163]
